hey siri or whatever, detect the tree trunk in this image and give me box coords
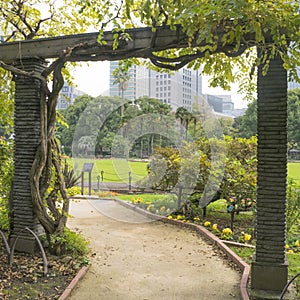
[251,54,288,293]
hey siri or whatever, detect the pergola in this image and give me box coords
[0,26,288,296]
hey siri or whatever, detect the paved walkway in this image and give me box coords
[67,199,240,300]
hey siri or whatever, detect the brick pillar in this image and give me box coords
[251,55,288,294]
[10,58,47,253]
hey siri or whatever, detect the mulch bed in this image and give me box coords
[0,250,81,300]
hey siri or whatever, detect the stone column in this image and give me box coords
[10,58,47,253]
[251,55,288,294]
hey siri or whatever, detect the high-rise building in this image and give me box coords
[109,61,149,100]
[149,68,202,112]
[109,62,202,111]
[57,83,85,109]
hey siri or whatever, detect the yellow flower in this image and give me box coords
[193,217,200,221]
[222,228,233,235]
[176,215,183,220]
[294,240,300,247]
[212,224,218,230]
[167,215,173,219]
[288,249,294,254]
[285,244,289,249]
[244,234,251,241]
[204,221,211,227]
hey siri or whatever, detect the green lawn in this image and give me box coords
[71,158,148,183]
[117,193,165,202]
[70,159,300,185]
[288,162,300,185]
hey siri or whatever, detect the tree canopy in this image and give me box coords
[233,88,300,149]
[0,0,97,134]
[79,0,300,90]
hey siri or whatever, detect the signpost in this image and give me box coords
[81,163,94,196]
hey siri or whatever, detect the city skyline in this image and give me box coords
[73,61,248,109]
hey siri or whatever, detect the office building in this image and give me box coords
[204,94,234,116]
[57,83,85,109]
[109,62,202,112]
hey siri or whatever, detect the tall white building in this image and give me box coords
[109,61,149,100]
[149,68,202,111]
[109,62,202,112]
[57,83,85,109]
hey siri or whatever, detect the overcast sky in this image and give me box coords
[73,61,248,109]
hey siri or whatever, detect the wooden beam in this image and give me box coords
[0,26,251,64]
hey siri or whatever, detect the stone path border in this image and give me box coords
[58,265,91,300]
[59,197,250,300]
[114,199,251,300]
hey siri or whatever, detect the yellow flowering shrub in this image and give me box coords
[221,228,233,240]
[204,221,211,227]
[212,224,218,230]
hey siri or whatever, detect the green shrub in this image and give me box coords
[286,179,300,233]
[48,227,90,259]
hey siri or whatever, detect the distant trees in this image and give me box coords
[233,88,300,149]
[233,100,257,138]
[57,95,93,155]
[287,89,300,148]
[58,95,175,158]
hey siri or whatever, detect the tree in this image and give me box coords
[175,106,192,140]
[113,66,130,126]
[233,100,257,138]
[80,0,299,89]
[234,89,300,146]
[57,94,92,155]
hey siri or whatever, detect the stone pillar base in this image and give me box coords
[251,261,288,293]
[10,236,37,254]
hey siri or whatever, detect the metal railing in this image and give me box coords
[0,227,48,276]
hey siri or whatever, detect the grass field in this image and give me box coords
[71,158,149,183]
[288,162,300,185]
[70,158,300,185]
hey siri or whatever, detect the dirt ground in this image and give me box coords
[67,199,241,300]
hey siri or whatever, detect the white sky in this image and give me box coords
[73,61,248,109]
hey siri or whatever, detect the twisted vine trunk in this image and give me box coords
[8,54,71,253]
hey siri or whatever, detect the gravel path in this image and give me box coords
[67,199,241,300]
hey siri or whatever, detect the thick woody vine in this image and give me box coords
[0,46,82,253]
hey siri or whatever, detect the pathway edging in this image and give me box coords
[115,199,250,300]
[58,265,90,300]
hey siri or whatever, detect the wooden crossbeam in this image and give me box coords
[0,26,251,64]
